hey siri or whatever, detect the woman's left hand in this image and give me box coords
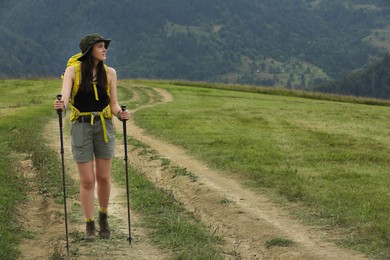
[118,110,131,121]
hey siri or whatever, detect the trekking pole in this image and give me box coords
[121,105,132,244]
[56,94,69,253]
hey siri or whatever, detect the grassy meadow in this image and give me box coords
[1,78,390,258]
[0,79,68,259]
[134,80,390,258]
[0,79,224,259]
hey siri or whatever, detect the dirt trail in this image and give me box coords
[16,85,368,259]
[110,87,368,259]
[17,117,171,259]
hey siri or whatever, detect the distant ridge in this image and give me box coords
[1,0,389,98]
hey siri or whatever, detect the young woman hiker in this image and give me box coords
[54,33,130,242]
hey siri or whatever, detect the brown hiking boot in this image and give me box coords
[98,212,111,239]
[85,221,96,242]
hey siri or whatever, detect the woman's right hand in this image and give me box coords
[53,99,65,111]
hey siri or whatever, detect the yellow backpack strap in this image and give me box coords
[100,66,111,143]
[71,63,81,104]
[69,63,111,143]
[70,109,109,143]
[83,65,109,102]
[98,113,109,143]
[92,82,99,101]
[104,64,110,95]
[69,63,81,122]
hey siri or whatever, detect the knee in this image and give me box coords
[80,179,95,190]
[96,174,110,185]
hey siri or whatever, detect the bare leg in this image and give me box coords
[77,161,95,219]
[95,158,112,239]
[95,158,112,209]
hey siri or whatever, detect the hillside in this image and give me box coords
[4,79,390,258]
[315,53,390,99]
[1,0,390,91]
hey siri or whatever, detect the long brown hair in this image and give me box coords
[79,51,108,92]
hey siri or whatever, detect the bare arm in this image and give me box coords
[108,67,130,120]
[53,66,75,110]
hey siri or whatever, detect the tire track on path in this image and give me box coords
[116,86,368,260]
[17,116,171,259]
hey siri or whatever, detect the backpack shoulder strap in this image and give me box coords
[70,63,81,105]
[70,63,110,105]
[104,64,110,96]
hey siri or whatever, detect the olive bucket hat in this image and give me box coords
[77,33,111,61]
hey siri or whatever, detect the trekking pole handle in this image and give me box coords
[121,105,126,112]
[56,94,64,128]
[56,94,63,112]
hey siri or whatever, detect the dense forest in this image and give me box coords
[1,0,390,97]
[315,53,390,99]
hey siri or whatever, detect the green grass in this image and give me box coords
[133,81,390,257]
[0,79,75,259]
[265,237,295,248]
[117,81,163,109]
[152,79,390,106]
[111,159,223,259]
[172,166,198,182]
[111,100,223,258]
[0,79,223,259]
[3,78,390,258]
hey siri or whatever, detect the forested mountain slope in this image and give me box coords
[316,53,390,99]
[1,0,389,93]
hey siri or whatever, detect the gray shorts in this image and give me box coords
[70,119,115,162]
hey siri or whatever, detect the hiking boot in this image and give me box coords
[98,212,111,239]
[85,221,96,242]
